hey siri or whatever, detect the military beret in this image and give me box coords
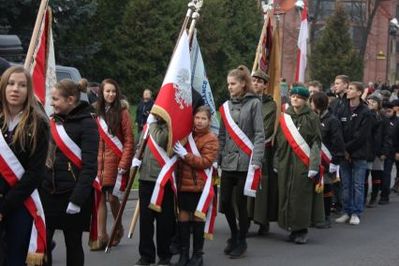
[290,85,309,99]
[252,69,269,82]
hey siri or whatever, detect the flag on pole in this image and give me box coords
[151,31,192,154]
[258,16,273,73]
[295,3,308,83]
[27,7,57,115]
[190,32,219,135]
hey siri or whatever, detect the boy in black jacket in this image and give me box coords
[335,82,371,226]
[379,101,399,204]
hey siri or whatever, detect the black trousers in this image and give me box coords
[4,206,32,266]
[139,180,175,262]
[46,228,84,266]
[220,171,248,239]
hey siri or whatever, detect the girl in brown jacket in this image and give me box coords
[95,79,134,249]
[173,106,219,266]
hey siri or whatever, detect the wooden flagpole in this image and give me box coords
[24,0,49,69]
[106,1,199,251]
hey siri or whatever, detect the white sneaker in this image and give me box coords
[335,214,350,223]
[349,214,360,225]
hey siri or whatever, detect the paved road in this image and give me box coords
[52,177,399,266]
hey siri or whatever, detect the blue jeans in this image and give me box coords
[381,158,394,200]
[340,160,367,215]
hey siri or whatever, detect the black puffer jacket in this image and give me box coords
[336,101,372,160]
[319,110,345,165]
[365,111,385,161]
[0,114,49,217]
[42,102,99,207]
[382,116,399,159]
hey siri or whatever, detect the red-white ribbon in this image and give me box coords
[50,118,101,248]
[219,102,261,197]
[279,113,324,187]
[281,103,290,113]
[147,134,177,212]
[0,130,46,263]
[96,117,123,158]
[204,183,218,240]
[184,133,215,221]
[321,143,332,167]
[96,117,126,198]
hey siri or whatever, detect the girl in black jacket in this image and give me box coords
[310,92,345,228]
[364,94,385,207]
[41,79,99,266]
[0,66,49,266]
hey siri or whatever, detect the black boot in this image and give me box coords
[187,222,205,266]
[223,235,238,255]
[174,222,190,266]
[229,237,247,259]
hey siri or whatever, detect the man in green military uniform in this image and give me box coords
[247,70,278,235]
[274,85,324,244]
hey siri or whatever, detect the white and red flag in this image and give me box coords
[294,2,308,83]
[190,33,219,134]
[26,7,57,115]
[151,31,192,154]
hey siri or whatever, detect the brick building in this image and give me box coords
[279,0,399,87]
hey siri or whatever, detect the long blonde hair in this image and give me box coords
[0,66,47,154]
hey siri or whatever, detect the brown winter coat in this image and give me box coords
[97,104,134,187]
[177,128,219,192]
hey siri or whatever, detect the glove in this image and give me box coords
[146,114,157,125]
[132,158,142,168]
[66,202,81,214]
[308,170,318,178]
[173,141,188,158]
[329,163,338,173]
[273,168,278,173]
[252,165,261,170]
[212,162,218,169]
[118,168,127,174]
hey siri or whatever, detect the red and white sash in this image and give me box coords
[147,134,177,212]
[50,119,102,249]
[184,133,215,221]
[204,187,218,240]
[219,102,261,197]
[96,117,126,199]
[321,143,332,167]
[279,113,324,190]
[0,130,46,265]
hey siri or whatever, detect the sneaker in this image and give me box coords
[378,199,389,205]
[349,214,360,225]
[315,216,332,229]
[294,232,308,244]
[366,198,377,208]
[156,258,170,266]
[335,214,350,223]
[134,258,155,266]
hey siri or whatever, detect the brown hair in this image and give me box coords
[0,66,47,154]
[335,75,350,85]
[54,78,87,103]
[308,80,323,90]
[194,105,211,119]
[227,65,254,95]
[310,92,329,112]
[96,79,122,135]
[349,81,364,94]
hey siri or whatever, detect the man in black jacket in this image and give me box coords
[136,89,154,133]
[335,82,371,226]
[379,101,399,204]
[330,75,350,116]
